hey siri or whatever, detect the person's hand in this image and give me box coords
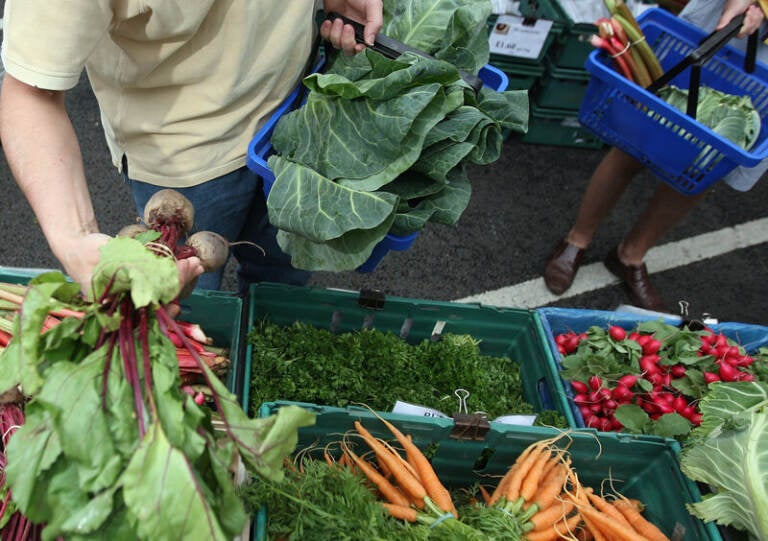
[56,232,112,293]
[58,232,204,301]
[176,256,205,299]
[320,0,383,55]
[716,0,765,38]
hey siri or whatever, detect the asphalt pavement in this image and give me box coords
[2,73,768,327]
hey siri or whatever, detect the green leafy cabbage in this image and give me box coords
[679,381,768,540]
[658,85,761,150]
[266,0,528,271]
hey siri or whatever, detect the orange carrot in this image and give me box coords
[507,443,550,501]
[529,499,575,532]
[585,489,632,528]
[478,484,492,505]
[520,448,556,502]
[378,417,456,515]
[344,444,411,507]
[578,502,651,541]
[526,511,583,541]
[614,498,670,541]
[354,421,427,509]
[488,462,520,506]
[382,503,419,523]
[529,461,569,510]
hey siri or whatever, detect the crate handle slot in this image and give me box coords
[357,288,386,310]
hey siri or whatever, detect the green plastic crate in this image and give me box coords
[533,60,590,111]
[549,23,598,71]
[0,266,246,400]
[243,282,576,426]
[521,104,605,149]
[253,402,720,541]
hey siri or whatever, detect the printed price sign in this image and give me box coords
[489,15,554,60]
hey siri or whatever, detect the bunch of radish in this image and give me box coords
[555,322,763,437]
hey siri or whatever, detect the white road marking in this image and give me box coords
[455,217,768,308]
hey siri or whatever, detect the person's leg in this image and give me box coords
[544,147,643,294]
[618,181,708,265]
[604,181,709,312]
[566,147,645,249]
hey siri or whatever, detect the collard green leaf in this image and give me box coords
[262,0,527,272]
[658,85,761,150]
[680,382,768,539]
[266,156,399,242]
[383,0,491,73]
[276,212,395,272]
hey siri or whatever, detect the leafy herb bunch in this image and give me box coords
[558,320,765,439]
[248,320,566,427]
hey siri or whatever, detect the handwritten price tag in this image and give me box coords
[489,15,554,60]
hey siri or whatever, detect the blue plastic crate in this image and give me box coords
[246,60,509,273]
[536,306,768,428]
[578,7,768,195]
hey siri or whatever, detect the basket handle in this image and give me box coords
[646,13,758,120]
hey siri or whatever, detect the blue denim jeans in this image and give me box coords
[125,166,310,294]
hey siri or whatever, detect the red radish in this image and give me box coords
[570,380,589,394]
[670,364,687,378]
[718,362,740,382]
[636,334,652,348]
[612,384,634,403]
[617,374,637,388]
[703,371,721,384]
[640,356,660,375]
[642,338,661,355]
[608,325,626,341]
[589,375,602,391]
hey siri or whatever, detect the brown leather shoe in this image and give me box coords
[544,240,585,295]
[604,247,667,312]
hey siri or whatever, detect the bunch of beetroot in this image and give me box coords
[119,189,232,280]
[556,321,764,438]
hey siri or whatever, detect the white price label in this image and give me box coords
[489,15,554,60]
[391,400,450,419]
[493,414,538,426]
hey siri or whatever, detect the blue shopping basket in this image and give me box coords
[578,7,768,195]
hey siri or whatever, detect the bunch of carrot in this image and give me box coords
[589,0,664,88]
[343,418,459,526]
[478,435,671,541]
